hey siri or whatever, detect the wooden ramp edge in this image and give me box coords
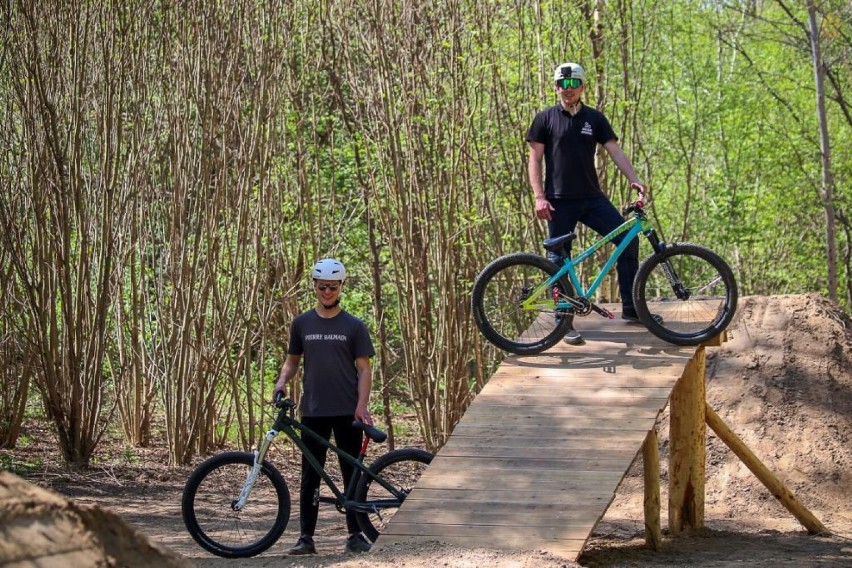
[376,311,700,561]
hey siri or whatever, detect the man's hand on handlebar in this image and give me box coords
[630,181,647,206]
[273,390,294,409]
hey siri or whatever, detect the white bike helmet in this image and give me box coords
[553,62,585,83]
[311,258,346,281]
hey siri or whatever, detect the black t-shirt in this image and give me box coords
[526,103,617,199]
[288,309,375,417]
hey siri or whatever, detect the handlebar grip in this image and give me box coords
[353,420,388,443]
[274,392,296,410]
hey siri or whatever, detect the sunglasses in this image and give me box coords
[316,284,340,292]
[556,77,583,89]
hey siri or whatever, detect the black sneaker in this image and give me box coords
[288,535,316,555]
[562,328,584,345]
[344,532,372,553]
[622,308,663,324]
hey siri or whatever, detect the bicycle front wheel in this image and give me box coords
[471,253,573,355]
[354,448,433,542]
[633,243,738,346]
[182,451,291,558]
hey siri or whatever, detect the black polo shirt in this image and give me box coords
[526,103,617,199]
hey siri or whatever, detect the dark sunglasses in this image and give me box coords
[556,77,583,89]
[316,284,340,292]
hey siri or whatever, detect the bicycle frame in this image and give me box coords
[241,403,403,516]
[520,210,659,314]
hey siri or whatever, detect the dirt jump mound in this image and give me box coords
[0,470,192,568]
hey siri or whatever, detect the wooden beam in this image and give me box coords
[643,427,662,549]
[668,346,706,533]
[704,403,828,535]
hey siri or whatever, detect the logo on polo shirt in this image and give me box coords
[581,122,593,136]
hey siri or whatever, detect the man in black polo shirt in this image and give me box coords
[527,61,649,345]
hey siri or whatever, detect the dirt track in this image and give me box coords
[2,294,852,567]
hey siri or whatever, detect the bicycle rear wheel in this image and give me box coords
[471,253,573,355]
[353,448,433,542]
[182,451,291,558]
[633,243,738,346]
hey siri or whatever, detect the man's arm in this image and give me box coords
[354,356,373,425]
[528,141,554,221]
[273,354,301,399]
[603,139,644,188]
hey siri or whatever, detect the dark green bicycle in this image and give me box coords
[181,396,432,558]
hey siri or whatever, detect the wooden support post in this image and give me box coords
[705,403,828,535]
[668,346,706,533]
[643,427,662,549]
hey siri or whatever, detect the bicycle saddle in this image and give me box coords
[353,420,388,443]
[543,232,577,256]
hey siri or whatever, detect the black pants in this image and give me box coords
[299,415,363,537]
[547,195,639,309]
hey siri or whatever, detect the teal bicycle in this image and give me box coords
[472,189,738,354]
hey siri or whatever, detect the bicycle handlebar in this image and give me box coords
[273,391,387,443]
[274,392,296,410]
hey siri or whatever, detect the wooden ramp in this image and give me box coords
[377,311,699,561]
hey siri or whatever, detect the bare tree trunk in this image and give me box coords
[807,2,839,303]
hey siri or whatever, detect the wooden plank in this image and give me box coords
[403,489,614,506]
[460,403,664,419]
[390,499,611,520]
[414,469,624,490]
[423,455,637,472]
[483,374,681,387]
[451,418,656,433]
[437,446,639,461]
[375,534,587,558]
[470,395,671,408]
[414,465,625,481]
[474,385,676,399]
[476,388,671,408]
[388,510,603,527]
[383,522,594,540]
[443,433,649,448]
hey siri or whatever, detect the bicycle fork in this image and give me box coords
[232,428,278,511]
[645,230,690,300]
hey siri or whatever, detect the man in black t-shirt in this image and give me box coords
[274,258,375,555]
[527,62,649,345]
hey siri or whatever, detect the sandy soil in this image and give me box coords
[2,293,852,567]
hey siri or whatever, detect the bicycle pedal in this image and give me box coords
[593,305,615,319]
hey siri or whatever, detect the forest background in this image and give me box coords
[1,0,850,471]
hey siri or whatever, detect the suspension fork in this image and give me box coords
[232,428,278,511]
[643,228,690,300]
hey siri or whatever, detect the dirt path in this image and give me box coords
[3,294,852,567]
